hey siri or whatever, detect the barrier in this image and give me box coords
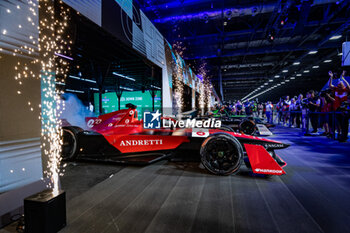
[267,110,349,139]
[209,109,349,140]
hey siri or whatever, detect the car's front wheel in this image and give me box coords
[200,133,243,175]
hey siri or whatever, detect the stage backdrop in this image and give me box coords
[62,0,213,114]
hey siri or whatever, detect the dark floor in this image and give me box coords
[60,162,124,201]
[57,126,350,233]
[1,126,350,233]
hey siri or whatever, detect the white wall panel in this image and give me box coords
[0,0,39,58]
[140,11,172,111]
[0,138,42,193]
[132,22,146,56]
[141,11,165,68]
[62,0,102,26]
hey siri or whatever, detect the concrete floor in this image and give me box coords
[1,126,349,233]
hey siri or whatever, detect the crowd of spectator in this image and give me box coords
[213,70,350,142]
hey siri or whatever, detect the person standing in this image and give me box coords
[276,98,283,124]
[244,101,252,116]
[338,97,350,142]
[319,93,331,136]
[236,100,243,115]
[328,70,350,141]
[283,96,291,126]
[251,101,258,117]
[325,92,335,138]
[289,98,297,127]
[258,103,263,118]
[265,101,273,123]
[307,90,321,133]
[295,94,303,128]
[328,71,350,110]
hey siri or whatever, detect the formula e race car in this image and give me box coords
[62,104,289,176]
[212,110,275,136]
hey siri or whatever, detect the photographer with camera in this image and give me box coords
[328,70,350,141]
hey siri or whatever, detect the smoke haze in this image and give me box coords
[60,93,95,129]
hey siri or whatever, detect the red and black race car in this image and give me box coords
[62,104,289,176]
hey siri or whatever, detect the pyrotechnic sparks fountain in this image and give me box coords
[204,81,212,111]
[170,39,213,116]
[39,0,72,195]
[196,61,210,115]
[171,34,214,117]
[199,82,205,115]
[174,55,184,115]
[10,0,71,194]
[172,41,186,116]
[207,83,213,110]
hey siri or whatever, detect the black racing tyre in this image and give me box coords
[200,133,243,175]
[218,124,234,132]
[239,119,256,135]
[62,126,82,160]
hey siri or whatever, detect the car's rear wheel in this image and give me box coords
[62,127,82,160]
[239,119,256,135]
[200,133,243,175]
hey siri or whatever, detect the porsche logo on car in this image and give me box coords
[119,139,163,146]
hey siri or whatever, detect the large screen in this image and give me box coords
[94,91,161,118]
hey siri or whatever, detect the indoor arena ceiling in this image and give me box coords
[137,0,350,102]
